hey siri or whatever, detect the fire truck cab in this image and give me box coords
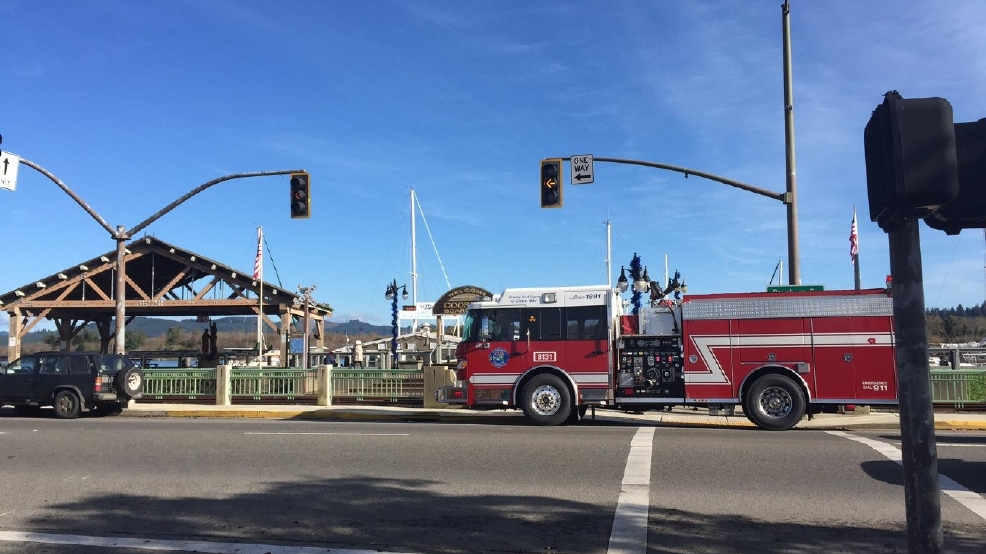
[438,284,897,431]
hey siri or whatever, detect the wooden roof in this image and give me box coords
[0,235,332,322]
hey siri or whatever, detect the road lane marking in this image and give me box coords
[827,431,986,522]
[607,426,655,554]
[0,531,421,554]
[243,432,409,436]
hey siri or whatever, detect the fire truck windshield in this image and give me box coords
[461,311,480,343]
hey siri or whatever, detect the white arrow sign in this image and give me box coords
[0,152,20,192]
[571,154,594,185]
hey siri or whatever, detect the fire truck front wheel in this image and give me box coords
[745,374,806,431]
[521,374,572,426]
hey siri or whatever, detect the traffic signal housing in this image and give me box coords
[923,119,986,234]
[864,91,959,232]
[290,172,310,219]
[540,159,563,208]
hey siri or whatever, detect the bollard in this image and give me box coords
[317,364,333,407]
[215,364,232,406]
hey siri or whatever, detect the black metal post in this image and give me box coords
[390,280,399,365]
[888,218,942,553]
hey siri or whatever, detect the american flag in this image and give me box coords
[849,207,859,261]
[253,227,263,279]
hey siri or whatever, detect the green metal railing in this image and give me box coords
[930,369,986,409]
[142,369,217,401]
[140,367,424,405]
[331,369,424,404]
[230,369,318,401]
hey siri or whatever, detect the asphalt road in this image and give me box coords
[0,416,984,554]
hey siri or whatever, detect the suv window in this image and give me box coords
[6,355,38,374]
[71,356,92,375]
[39,355,67,374]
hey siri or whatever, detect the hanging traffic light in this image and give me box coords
[540,159,563,208]
[289,172,310,219]
[863,91,959,232]
[923,119,986,235]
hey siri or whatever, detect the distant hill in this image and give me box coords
[0,316,392,344]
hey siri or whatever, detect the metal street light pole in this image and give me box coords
[781,0,801,285]
[384,280,408,368]
[13,156,303,355]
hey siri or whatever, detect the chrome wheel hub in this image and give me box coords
[531,385,561,416]
[759,386,792,418]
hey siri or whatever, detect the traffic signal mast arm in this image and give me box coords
[130,169,307,237]
[555,156,788,204]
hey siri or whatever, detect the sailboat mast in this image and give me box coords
[605,220,612,288]
[410,188,419,331]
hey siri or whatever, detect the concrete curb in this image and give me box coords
[114,408,953,431]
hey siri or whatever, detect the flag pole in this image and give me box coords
[255,226,264,362]
[851,206,861,290]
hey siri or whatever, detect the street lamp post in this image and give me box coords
[384,280,408,368]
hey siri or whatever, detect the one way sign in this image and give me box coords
[571,154,593,185]
[0,151,20,192]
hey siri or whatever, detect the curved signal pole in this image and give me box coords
[12,156,304,355]
[556,155,799,284]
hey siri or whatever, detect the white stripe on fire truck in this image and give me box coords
[469,373,521,385]
[687,333,895,385]
[571,373,609,384]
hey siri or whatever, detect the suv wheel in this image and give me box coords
[115,367,144,398]
[53,390,81,419]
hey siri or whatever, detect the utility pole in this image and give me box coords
[781,0,801,285]
[888,219,942,553]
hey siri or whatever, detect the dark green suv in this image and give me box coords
[0,351,144,418]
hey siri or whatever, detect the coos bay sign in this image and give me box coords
[432,285,493,315]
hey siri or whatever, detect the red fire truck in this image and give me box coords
[437,284,897,430]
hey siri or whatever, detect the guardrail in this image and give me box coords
[142,369,217,402]
[331,369,424,404]
[930,369,986,409]
[230,369,319,402]
[140,367,424,406]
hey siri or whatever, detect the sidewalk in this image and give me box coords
[124,403,986,431]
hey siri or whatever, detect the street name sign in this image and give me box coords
[0,151,19,191]
[571,154,594,185]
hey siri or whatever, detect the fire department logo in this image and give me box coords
[489,347,510,369]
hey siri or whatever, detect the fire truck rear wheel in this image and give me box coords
[745,374,805,431]
[522,374,571,426]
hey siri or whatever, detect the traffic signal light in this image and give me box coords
[540,159,563,208]
[289,172,310,219]
[923,119,986,234]
[864,91,959,232]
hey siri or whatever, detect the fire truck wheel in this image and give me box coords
[522,374,571,426]
[745,374,805,431]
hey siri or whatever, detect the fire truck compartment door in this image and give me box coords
[809,316,856,400]
[849,315,897,400]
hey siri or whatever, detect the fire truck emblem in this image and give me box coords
[489,347,510,369]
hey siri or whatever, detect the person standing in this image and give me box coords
[353,340,364,368]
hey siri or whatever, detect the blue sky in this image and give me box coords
[2,0,986,332]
